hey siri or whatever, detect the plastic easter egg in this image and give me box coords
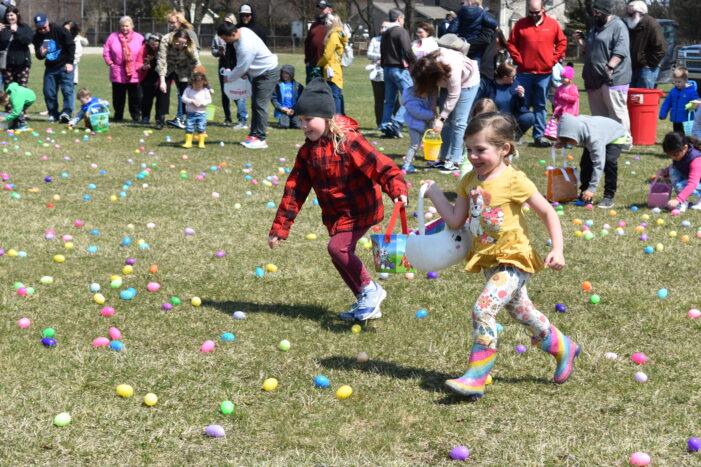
[657,288,668,299]
[631,353,648,364]
[53,412,72,427]
[555,304,567,312]
[92,337,110,347]
[53,254,65,263]
[17,317,31,328]
[116,384,134,398]
[121,237,131,246]
[201,340,216,353]
[687,308,701,319]
[427,271,438,279]
[336,385,353,399]
[100,306,115,317]
[218,400,235,415]
[357,351,369,363]
[634,372,648,383]
[495,323,504,334]
[486,374,493,385]
[405,272,415,279]
[40,276,54,285]
[266,263,278,273]
[205,424,225,437]
[305,233,318,240]
[109,340,124,351]
[688,437,701,452]
[314,375,330,388]
[119,288,136,300]
[42,337,57,347]
[184,227,195,235]
[42,328,56,338]
[255,267,265,278]
[378,272,390,280]
[584,231,594,240]
[681,235,690,242]
[233,203,241,209]
[262,378,278,391]
[582,281,592,291]
[215,250,226,258]
[669,230,677,238]
[351,324,362,334]
[415,308,428,318]
[109,327,122,340]
[590,294,601,304]
[146,282,160,292]
[121,265,133,275]
[233,311,246,319]
[92,293,105,305]
[220,332,235,342]
[644,246,654,254]
[191,296,202,307]
[161,303,173,311]
[278,339,291,351]
[143,393,158,406]
[515,344,527,353]
[450,446,470,461]
[605,352,618,360]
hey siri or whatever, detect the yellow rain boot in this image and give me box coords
[182,133,193,148]
[198,133,207,149]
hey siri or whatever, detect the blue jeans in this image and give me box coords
[515,112,536,137]
[328,81,345,115]
[381,67,413,129]
[43,66,75,119]
[440,85,479,164]
[185,112,207,134]
[631,67,660,89]
[517,72,551,141]
[236,99,247,123]
[670,166,701,200]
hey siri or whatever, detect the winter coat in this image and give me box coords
[582,16,631,90]
[272,65,304,118]
[4,82,34,122]
[506,13,567,74]
[479,79,530,117]
[135,43,160,86]
[157,31,201,82]
[103,30,144,84]
[628,14,666,71]
[553,84,580,117]
[0,22,32,69]
[401,86,436,133]
[317,27,348,89]
[659,82,699,123]
[454,5,497,44]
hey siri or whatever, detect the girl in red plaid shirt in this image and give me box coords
[269,78,408,321]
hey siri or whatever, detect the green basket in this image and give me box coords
[88,112,110,133]
[206,104,216,122]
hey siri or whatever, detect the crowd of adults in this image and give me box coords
[0,0,671,153]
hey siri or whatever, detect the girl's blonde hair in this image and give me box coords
[166,11,193,30]
[470,98,497,119]
[324,14,344,43]
[326,117,350,154]
[464,112,517,161]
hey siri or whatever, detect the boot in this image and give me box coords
[198,133,207,149]
[537,324,581,383]
[181,133,193,148]
[445,344,497,398]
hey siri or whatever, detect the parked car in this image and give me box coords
[676,43,701,90]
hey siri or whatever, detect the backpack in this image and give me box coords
[340,23,354,67]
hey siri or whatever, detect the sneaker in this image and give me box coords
[46,116,57,123]
[233,122,248,130]
[139,118,150,125]
[242,137,268,149]
[239,136,254,146]
[353,282,387,321]
[439,161,460,174]
[167,118,185,129]
[678,202,687,212]
[597,197,615,208]
[429,160,446,169]
[59,113,70,124]
[691,200,701,210]
[402,164,416,174]
[155,121,164,130]
[223,119,233,127]
[532,138,552,148]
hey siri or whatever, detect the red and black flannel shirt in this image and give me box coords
[270,122,407,240]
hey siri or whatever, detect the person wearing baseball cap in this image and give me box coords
[304,0,333,83]
[238,4,267,44]
[31,13,76,123]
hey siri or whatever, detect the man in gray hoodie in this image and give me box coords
[556,113,626,208]
[574,0,632,146]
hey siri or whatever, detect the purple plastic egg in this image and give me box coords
[427,271,438,279]
[515,344,527,353]
[162,302,173,311]
[555,304,567,312]
[125,257,136,265]
[450,446,470,460]
[41,337,57,347]
[688,437,701,452]
[215,250,226,258]
[205,424,225,437]
[639,234,648,241]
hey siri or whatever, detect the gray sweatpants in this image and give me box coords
[250,67,279,141]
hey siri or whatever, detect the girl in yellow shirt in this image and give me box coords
[423,112,580,398]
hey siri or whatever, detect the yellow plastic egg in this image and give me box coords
[522,206,530,212]
[53,254,66,263]
[656,243,664,252]
[93,293,106,304]
[668,231,677,238]
[266,264,278,273]
[122,265,133,275]
[609,210,617,216]
[641,214,650,220]
[306,233,318,240]
[363,242,372,250]
[116,384,134,398]
[486,374,493,385]
[574,231,583,237]
[110,195,118,202]
[262,378,278,392]
[143,393,158,406]
[64,242,74,250]
[336,385,353,399]
[656,219,665,225]
[137,239,145,245]
[7,248,18,257]
[351,324,362,334]
[52,194,61,201]
[127,224,135,230]
[191,296,202,307]
[110,275,121,282]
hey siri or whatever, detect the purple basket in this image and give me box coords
[648,177,672,208]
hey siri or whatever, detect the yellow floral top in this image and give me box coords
[457,165,544,274]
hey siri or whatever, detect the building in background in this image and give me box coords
[15,0,82,25]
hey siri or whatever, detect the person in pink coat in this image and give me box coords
[103,16,144,122]
[553,65,579,118]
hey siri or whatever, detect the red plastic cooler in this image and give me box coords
[627,88,664,146]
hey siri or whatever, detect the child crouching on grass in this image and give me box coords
[661,132,701,212]
[68,88,108,129]
[269,78,408,321]
[0,82,35,130]
[181,71,212,149]
[423,112,579,398]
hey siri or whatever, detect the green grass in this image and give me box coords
[1,54,700,465]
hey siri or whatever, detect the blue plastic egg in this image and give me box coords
[644,246,654,254]
[631,206,639,211]
[42,337,57,347]
[221,332,235,342]
[415,308,428,319]
[83,194,91,201]
[657,288,668,299]
[110,340,124,351]
[555,304,567,312]
[120,288,136,300]
[121,237,132,246]
[90,229,100,235]
[314,375,330,388]
[255,267,265,278]
[87,246,98,253]
[496,323,504,334]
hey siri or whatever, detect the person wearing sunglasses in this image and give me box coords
[31,13,75,123]
[237,4,267,45]
[506,0,567,148]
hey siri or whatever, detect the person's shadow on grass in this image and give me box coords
[202,299,350,333]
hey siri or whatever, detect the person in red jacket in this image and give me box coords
[507,0,566,147]
[269,78,408,321]
[304,0,333,84]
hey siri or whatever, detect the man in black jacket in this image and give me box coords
[379,8,416,138]
[625,0,665,89]
[32,14,75,123]
[238,4,268,45]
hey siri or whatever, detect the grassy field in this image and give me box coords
[1,53,700,465]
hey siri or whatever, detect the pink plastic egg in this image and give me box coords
[74,220,84,227]
[17,317,31,328]
[62,234,73,242]
[45,230,55,240]
[17,287,27,296]
[92,337,110,347]
[109,327,122,340]
[688,308,701,319]
[146,282,161,292]
[630,452,651,466]
[201,340,216,353]
[100,306,115,317]
[631,353,648,364]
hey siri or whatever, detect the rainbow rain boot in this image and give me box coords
[445,344,497,398]
[538,324,581,383]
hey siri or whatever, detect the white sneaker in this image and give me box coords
[439,161,459,174]
[241,137,268,149]
[233,122,248,130]
[691,200,701,210]
[354,282,386,321]
[678,202,688,212]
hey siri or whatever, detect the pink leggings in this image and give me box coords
[327,228,373,296]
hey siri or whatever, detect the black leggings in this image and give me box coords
[140,82,168,123]
[112,82,141,121]
[157,74,187,120]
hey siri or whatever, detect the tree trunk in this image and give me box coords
[404,0,415,32]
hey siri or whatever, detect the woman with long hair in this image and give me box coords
[157,28,201,129]
[0,6,33,88]
[316,14,347,115]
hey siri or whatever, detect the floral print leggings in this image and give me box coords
[472,265,550,349]
[3,66,30,88]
